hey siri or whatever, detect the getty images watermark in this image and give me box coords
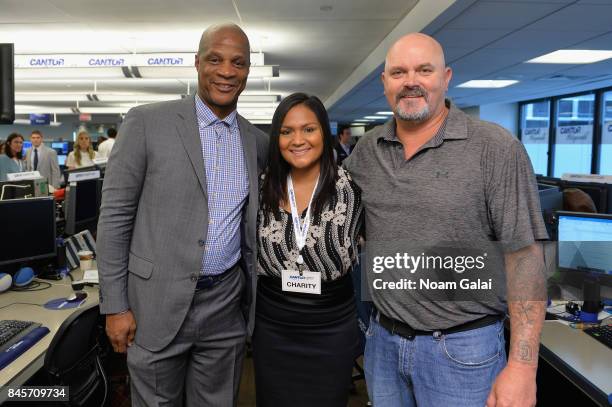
[355,240,607,303]
[371,252,492,291]
[356,241,515,302]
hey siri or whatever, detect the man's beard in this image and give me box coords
[394,87,430,123]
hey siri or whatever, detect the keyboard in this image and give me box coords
[0,320,49,369]
[583,325,612,349]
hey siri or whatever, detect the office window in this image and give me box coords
[553,94,594,177]
[521,101,550,175]
[600,90,612,175]
[558,100,573,118]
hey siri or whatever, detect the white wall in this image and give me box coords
[479,102,519,138]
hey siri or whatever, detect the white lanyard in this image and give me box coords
[287,173,319,265]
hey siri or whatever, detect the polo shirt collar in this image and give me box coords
[195,93,238,129]
[377,99,469,145]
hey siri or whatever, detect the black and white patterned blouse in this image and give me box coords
[257,167,363,282]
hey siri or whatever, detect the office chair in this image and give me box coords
[43,304,108,407]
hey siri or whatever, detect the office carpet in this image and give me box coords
[237,355,370,407]
[106,353,371,406]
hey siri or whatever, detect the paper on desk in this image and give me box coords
[82,269,99,284]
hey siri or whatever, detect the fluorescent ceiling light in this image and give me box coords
[97,94,182,102]
[376,111,394,115]
[236,103,278,109]
[456,80,518,88]
[244,118,272,124]
[238,94,280,103]
[526,50,612,64]
[354,119,374,122]
[16,105,277,120]
[350,123,366,126]
[137,65,277,79]
[15,94,89,102]
[80,107,133,114]
[364,116,387,119]
[15,65,277,80]
[15,92,281,104]
[15,105,74,114]
[15,68,125,80]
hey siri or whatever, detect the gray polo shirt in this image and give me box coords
[344,100,548,330]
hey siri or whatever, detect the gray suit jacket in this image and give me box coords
[25,145,61,188]
[96,96,268,351]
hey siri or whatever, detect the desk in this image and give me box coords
[0,268,99,402]
[539,320,612,406]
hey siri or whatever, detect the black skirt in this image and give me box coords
[252,273,360,407]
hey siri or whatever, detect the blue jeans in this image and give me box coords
[364,314,506,407]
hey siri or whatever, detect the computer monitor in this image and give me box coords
[57,154,67,166]
[557,211,612,291]
[0,197,56,269]
[51,141,69,154]
[22,141,32,156]
[536,175,562,188]
[64,178,101,235]
[538,184,563,239]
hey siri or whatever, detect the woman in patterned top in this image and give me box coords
[253,92,362,407]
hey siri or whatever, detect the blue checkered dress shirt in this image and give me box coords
[195,95,249,276]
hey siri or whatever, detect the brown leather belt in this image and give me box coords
[378,312,501,340]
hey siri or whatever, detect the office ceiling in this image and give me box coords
[328,0,612,124]
[0,0,419,122]
[1,0,611,124]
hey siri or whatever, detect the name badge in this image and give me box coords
[281,269,321,295]
[7,171,41,181]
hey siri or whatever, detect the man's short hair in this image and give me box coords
[31,130,42,136]
[338,126,350,136]
[107,128,117,138]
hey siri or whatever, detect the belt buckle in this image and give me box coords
[402,322,415,340]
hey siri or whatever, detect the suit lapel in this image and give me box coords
[176,96,208,199]
[39,146,47,168]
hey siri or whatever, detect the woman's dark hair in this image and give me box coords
[5,133,24,159]
[261,92,338,218]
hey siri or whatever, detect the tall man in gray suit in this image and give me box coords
[25,130,61,188]
[97,23,268,406]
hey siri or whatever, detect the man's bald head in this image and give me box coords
[385,33,446,71]
[382,32,452,125]
[198,23,250,57]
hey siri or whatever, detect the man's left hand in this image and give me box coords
[486,363,537,407]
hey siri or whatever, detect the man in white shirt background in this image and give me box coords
[97,127,117,158]
[25,130,61,188]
